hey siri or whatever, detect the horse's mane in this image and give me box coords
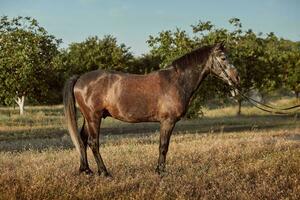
[171,45,213,69]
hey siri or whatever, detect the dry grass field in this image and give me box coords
[0,98,299,199]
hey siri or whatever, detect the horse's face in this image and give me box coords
[209,43,240,96]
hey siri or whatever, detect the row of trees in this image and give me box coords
[0,16,299,116]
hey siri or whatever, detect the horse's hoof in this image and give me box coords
[155,167,160,174]
[98,171,113,178]
[79,168,93,175]
[155,166,166,176]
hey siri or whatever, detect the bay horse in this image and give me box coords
[63,43,240,176]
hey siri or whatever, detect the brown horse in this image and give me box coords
[63,43,240,176]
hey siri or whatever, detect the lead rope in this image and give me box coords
[213,58,300,115]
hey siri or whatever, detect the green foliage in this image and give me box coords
[147,28,195,67]
[191,20,214,34]
[0,16,61,106]
[61,35,134,76]
[129,54,161,74]
[278,40,300,98]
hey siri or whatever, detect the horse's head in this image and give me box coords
[208,43,240,96]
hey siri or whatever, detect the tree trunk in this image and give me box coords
[236,98,242,116]
[296,91,299,102]
[15,96,25,115]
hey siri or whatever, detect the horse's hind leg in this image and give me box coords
[79,119,93,174]
[86,116,111,177]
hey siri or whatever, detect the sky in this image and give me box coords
[1,0,299,55]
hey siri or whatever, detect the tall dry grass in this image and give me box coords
[0,129,299,199]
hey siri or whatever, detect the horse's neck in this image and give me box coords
[176,64,208,103]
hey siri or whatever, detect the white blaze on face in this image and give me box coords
[215,55,239,97]
[224,67,233,85]
[224,68,239,97]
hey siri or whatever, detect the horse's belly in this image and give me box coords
[106,98,158,123]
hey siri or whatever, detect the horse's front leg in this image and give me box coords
[155,119,176,174]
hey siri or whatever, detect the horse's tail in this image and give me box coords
[63,75,84,158]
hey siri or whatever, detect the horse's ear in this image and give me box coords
[220,41,226,49]
[214,42,225,51]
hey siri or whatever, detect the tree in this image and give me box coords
[129,54,161,74]
[227,27,266,115]
[280,40,300,100]
[62,35,134,76]
[0,16,61,114]
[147,28,195,67]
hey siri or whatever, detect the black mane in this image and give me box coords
[171,45,213,69]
